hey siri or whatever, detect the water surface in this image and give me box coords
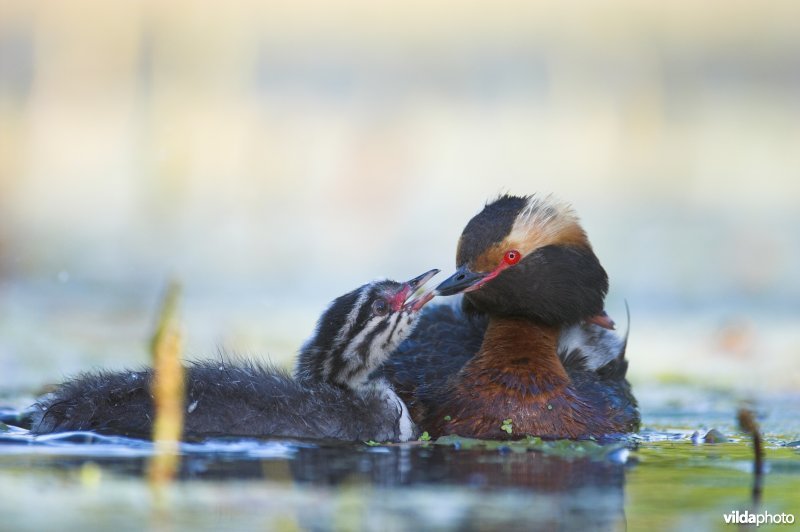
[1,388,797,531]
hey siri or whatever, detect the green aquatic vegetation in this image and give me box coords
[363,440,381,447]
[500,419,513,434]
[627,438,800,530]
[419,431,431,442]
[443,415,452,421]
[434,434,627,461]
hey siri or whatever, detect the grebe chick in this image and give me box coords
[30,269,439,442]
[385,194,639,439]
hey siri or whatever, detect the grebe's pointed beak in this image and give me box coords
[400,268,440,311]
[434,265,488,296]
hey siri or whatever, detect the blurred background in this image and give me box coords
[1,0,798,396]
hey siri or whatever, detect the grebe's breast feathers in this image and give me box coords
[383,298,487,408]
[390,297,632,378]
[385,296,634,415]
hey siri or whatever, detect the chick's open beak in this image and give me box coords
[399,268,440,311]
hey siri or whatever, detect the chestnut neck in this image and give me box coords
[473,316,570,390]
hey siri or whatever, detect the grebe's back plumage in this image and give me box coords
[31,270,439,442]
[384,195,639,439]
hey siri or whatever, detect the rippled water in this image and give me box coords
[1,387,798,531]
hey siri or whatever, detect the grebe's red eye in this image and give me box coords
[503,250,521,265]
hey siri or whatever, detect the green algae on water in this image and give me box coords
[434,434,628,461]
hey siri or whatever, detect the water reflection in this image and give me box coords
[0,425,629,529]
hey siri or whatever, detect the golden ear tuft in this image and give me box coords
[506,195,589,255]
